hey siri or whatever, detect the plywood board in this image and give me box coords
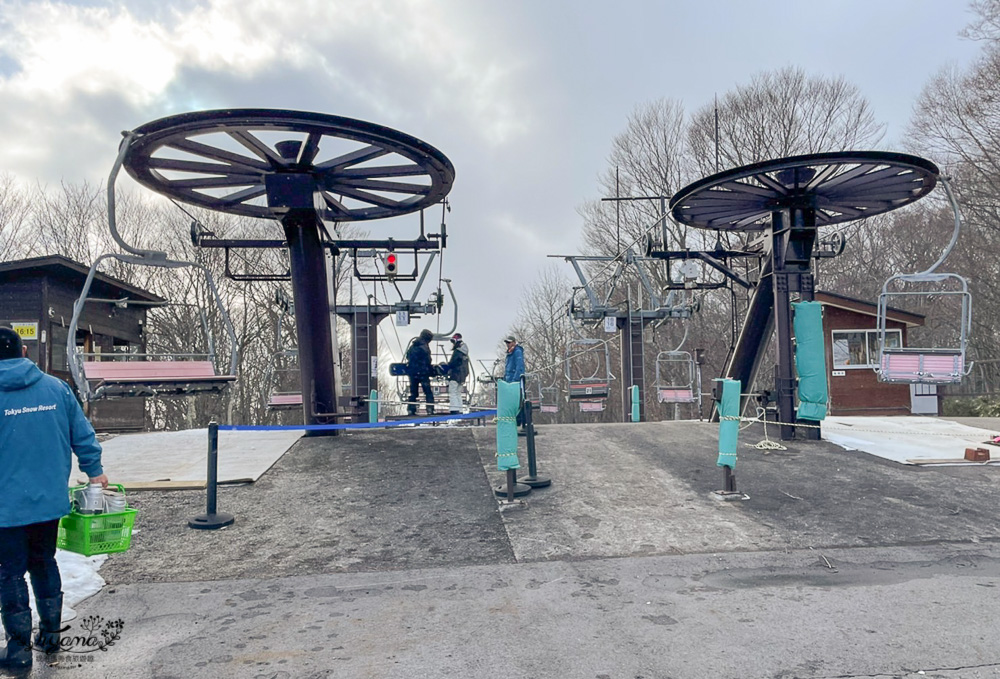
[823,416,1000,466]
[71,428,302,488]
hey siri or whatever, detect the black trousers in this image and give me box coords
[515,377,526,427]
[0,519,62,609]
[408,376,434,414]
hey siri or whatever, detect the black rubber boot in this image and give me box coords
[0,578,32,669]
[0,609,31,668]
[34,594,63,654]
[0,580,32,669]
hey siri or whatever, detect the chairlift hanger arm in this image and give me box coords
[601,259,626,308]
[430,279,459,339]
[564,257,602,310]
[406,252,437,304]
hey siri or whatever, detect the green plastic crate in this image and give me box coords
[57,485,137,557]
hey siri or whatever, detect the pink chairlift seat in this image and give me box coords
[879,349,964,384]
[657,387,696,403]
[267,392,303,408]
[82,360,235,397]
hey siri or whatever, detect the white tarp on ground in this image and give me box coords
[71,428,303,487]
[822,416,1000,465]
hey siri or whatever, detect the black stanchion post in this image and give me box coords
[520,401,551,488]
[496,466,530,498]
[189,421,235,530]
[723,465,737,493]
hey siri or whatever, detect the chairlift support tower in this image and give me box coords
[556,248,694,422]
[670,151,938,439]
[121,109,455,428]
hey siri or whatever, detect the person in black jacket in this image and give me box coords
[405,329,435,416]
[440,333,470,415]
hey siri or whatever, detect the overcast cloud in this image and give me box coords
[0,0,983,368]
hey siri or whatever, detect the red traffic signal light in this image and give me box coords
[384,252,398,278]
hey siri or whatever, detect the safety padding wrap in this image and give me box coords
[792,300,829,421]
[369,390,378,423]
[496,379,521,471]
[716,378,740,468]
[630,385,640,422]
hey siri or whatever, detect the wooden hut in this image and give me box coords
[0,255,163,431]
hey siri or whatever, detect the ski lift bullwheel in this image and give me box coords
[122,109,455,221]
[670,151,938,230]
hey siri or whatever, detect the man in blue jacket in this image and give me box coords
[0,327,107,668]
[503,336,526,430]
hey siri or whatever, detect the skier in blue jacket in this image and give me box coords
[0,327,107,668]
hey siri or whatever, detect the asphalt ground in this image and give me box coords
[8,419,1000,678]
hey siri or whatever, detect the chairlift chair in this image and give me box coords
[393,336,473,414]
[265,301,303,409]
[654,350,698,403]
[527,375,559,414]
[565,338,611,412]
[471,359,498,409]
[876,273,971,384]
[68,255,239,402]
[475,374,497,409]
[874,177,972,385]
[539,385,559,414]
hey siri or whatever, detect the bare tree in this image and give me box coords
[580,98,695,259]
[962,0,1000,41]
[906,0,1000,380]
[0,174,34,260]
[687,66,886,176]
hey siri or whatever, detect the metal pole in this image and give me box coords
[207,421,219,515]
[723,465,737,493]
[284,209,338,430]
[189,421,235,530]
[525,401,537,477]
[520,401,551,488]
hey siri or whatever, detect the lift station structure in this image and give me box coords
[120,108,456,427]
[668,151,940,439]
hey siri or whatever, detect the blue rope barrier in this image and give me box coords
[218,409,497,432]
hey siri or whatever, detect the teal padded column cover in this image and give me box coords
[716,378,740,468]
[369,390,379,423]
[630,385,640,422]
[496,379,521,471]
[792,300,829,421]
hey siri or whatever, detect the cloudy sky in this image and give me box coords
[0,0,983,369]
